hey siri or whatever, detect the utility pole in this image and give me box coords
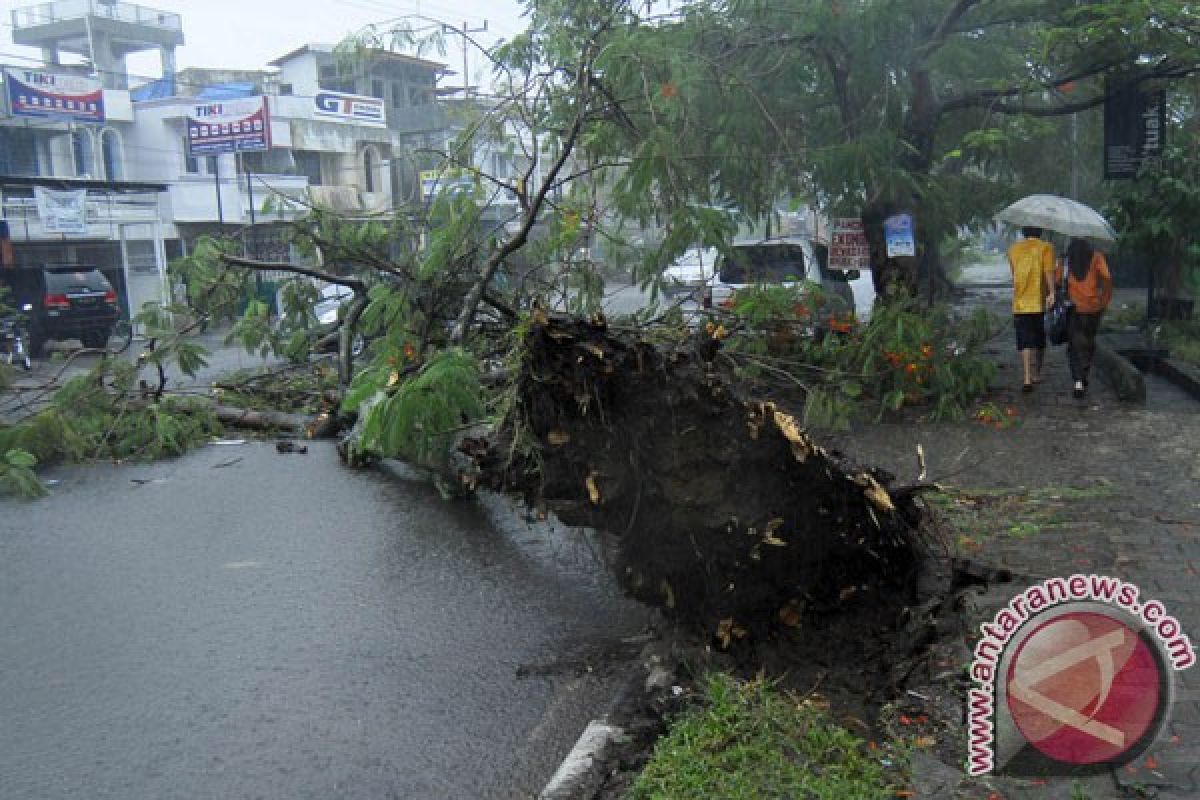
[445,20,488,97]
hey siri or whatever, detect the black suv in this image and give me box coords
[0,267,121,356]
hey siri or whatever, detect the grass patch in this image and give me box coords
[627,674,905,800]
[926,483,1116,549]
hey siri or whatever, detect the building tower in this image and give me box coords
[10,0,184,89]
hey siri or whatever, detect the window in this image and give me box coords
[392,82,404,108]
[294,151,323,186]
[206,156,218,176]
[72,129,94,177]
[100,129,124,181]
[363,148,377,193]
[371,79,385,99]
[279,83,293,96]
[240,151,266,174]
[0,129,41,176]
[318,63,354,94]
[183,136,199,174]
[718,244,806,284]
[491,152,509,180]
[408,86,426,106]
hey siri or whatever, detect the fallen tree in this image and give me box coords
[462,311,942,639]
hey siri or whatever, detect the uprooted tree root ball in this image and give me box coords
[462,312,947,641]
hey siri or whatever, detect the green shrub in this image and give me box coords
[723,289,997,428]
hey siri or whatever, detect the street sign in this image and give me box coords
[830,218,871,271]
[884,213,916,258]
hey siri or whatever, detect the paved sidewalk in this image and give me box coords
[833,264,1200,798]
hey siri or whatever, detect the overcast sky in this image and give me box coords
[1,0,527,84]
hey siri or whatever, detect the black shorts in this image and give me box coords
[1014,313,1046,350]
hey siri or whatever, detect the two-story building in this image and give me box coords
[2,0,182,320]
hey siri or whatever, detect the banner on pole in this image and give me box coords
[186,96,272,156]
[1104,81,1166,180]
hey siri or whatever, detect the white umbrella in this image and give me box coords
[995,194,1117,244]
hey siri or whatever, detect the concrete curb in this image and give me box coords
[538,640,675,800]
[1094,340,1146,404]
[538,720,626,800]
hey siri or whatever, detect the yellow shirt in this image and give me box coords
[1007,238,1056,314]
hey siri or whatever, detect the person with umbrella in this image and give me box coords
[995,194,1118,393]
[1052,238,1113,398]
[1006,227,1056,391]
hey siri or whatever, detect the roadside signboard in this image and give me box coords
[186,96,272,156]
[830,217,871,271]
[884,213,916,258]
[314,90,386,127]
[3,67,105,124]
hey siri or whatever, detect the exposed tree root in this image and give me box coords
[463,313,946,639]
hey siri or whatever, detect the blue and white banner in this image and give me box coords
[3,67,105,124]
[34,187,89,235]
[884,213,916,258]
[313,90,386,128]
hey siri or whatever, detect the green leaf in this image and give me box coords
[5,448,37,468]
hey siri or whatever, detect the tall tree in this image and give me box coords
[567,0,1200,296]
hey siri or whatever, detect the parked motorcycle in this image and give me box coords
[1,303,33,371]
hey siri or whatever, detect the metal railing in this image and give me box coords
[1,190,162,236]
[11,0,182,32]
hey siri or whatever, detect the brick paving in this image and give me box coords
[831,267,1200,798]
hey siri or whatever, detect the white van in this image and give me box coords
[702,237,858,315]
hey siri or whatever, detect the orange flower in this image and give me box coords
[905,363,918,374]
[403,343,417,361]
[659,82,678,99]
[793,303,810,317]
[920,344,934,359]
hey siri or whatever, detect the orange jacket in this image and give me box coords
[1056,252,1113,314]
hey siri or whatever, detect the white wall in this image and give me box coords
[277,52,321,99]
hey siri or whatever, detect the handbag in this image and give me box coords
[1046,265,1074,346]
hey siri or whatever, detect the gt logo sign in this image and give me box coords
[313,91,386,127]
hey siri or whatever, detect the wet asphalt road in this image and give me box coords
[0,443,649,799]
